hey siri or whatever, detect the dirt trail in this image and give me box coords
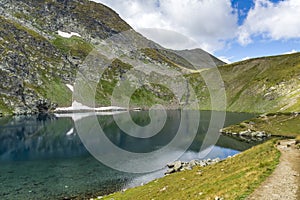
[247,140,300,200]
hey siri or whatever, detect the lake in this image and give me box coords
[0,110,257,199]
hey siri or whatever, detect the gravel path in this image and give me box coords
[247,140,300,200]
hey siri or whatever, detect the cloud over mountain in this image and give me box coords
[95,0,238,52]
[94,0,300,58]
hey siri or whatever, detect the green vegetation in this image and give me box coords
[181,52,300,113]
[130,84,176,108]
[95,58,177,108]
[44,80,73,107]
[52,36,93,59]
[218,53,300,113]
[100,139,280,200]
[0,97,13,115]
[71,0,131,32]
[222,113,300,138]
[141,48,183,71]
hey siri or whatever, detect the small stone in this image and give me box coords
[215,197,223,200]
[160,186,167,192]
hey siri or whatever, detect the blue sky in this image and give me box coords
[222,0,300,62]
[94,0,300,63]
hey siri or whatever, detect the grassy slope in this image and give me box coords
[219,53,300,113]
[101,139,280,200]
[89,52,300,113]
[52,36,93,59]
[222,113,300,138]
[182,52,300,113]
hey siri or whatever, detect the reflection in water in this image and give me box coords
[0,111,256,199]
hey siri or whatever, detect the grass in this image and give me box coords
[222,113,300,138]
[0,97,13,115]
[99,139,280,200]
[218,52,300,113]
[44,80,73,107]
[129,84,176,108]
[52,36,93,59]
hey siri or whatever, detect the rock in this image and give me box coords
[188,159,199,167]
[239,130,250,136]
[249,121,255,125]
[215,197,223,200]
[165,158,221,175]
[166,162,175,168]
[199,161,207,167]
[180,166,192,171]
[173,161,183,171]
[165,168,176,175]
[255,131,266,138]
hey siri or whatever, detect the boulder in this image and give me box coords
[173,161,183,171]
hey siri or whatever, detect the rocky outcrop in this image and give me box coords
[0,0,132,115]
[165,158,221,175]
[220,128,271,142]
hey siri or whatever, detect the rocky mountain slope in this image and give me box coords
[0,0,299,115]
[0,0,225,115]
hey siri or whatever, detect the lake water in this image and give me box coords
[0,110,257,199]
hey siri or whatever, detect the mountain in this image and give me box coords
[219,53,300,113]
[0,0,299,115]
[0,0,225,115]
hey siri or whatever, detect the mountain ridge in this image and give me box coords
[0,0,299,115]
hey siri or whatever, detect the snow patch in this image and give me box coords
[54,101,126,113]
[66,128,74,136]
[66,84,74,92]
[57,30,81,38]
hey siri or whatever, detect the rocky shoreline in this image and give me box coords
[165,158,221,175]
[220,128,271,142]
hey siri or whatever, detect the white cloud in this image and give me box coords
[241,56,251,61]
[218,56,233,64]
[238,0,300,45]
[93,0,238,53]
[284,49,297,54]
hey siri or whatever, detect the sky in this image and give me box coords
[92,0,300,63]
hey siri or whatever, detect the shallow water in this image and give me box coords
[0,111,257,199]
